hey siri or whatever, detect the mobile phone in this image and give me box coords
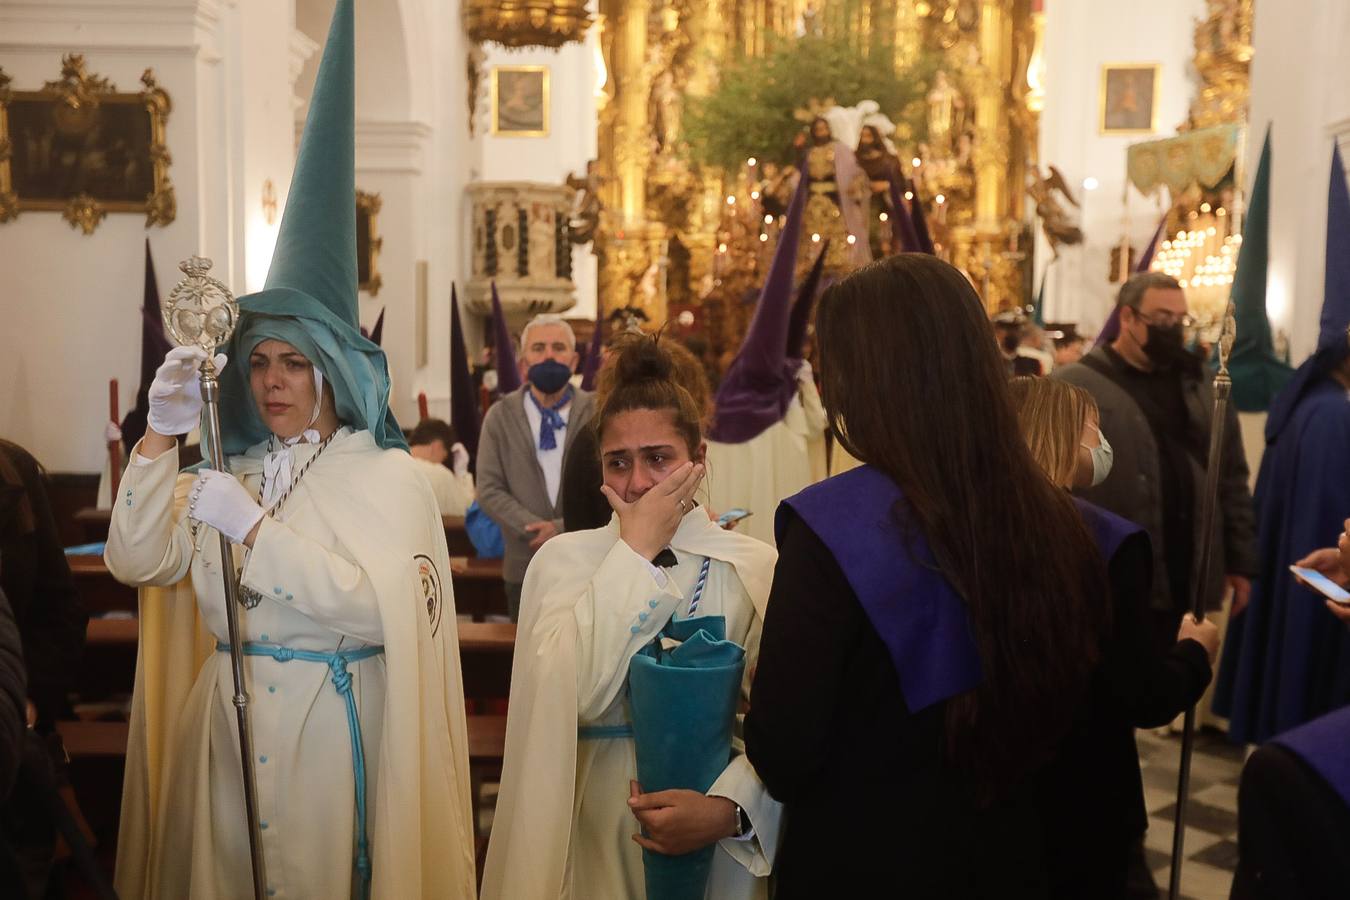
[716,508,752,527]
[1290,565,1350,605]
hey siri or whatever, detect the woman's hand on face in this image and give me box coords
[628,781,738,855]
[602,462,704,561]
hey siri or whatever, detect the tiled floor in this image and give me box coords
[1137,727,1245,900]
[476,727,1250,899]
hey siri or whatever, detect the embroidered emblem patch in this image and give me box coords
[415,554,443,637]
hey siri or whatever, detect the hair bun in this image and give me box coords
[611,334,673,385]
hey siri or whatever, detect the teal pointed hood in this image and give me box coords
[1228,129,1293,413]
[216,0,405,454]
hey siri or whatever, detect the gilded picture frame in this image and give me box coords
[357,190,383,296]
[491,66,550,138]
[1099,64,1161,136]
[0,55,176,234]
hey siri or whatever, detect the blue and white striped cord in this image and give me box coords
[687,557,712,616]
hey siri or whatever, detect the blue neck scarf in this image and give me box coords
[528,386,573,450]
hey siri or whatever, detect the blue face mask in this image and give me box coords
[1082,426,1114,487]
[527,359,573,394]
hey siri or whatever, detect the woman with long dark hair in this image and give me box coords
[744,254,1119,897]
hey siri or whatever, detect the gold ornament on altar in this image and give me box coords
[1027,165,1083,259]
[463,0,592,49]
[595,0,1037,329]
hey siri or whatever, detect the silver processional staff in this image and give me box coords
[163,256,268,900]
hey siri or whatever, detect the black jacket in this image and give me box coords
[746,513,1053,899]
[1055,348,1258,613]
[0,441,86,727]
[1035,529,1212,898]
[0,588,24,797]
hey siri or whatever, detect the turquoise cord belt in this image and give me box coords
[217,641,384,898]
[578,723,634,739]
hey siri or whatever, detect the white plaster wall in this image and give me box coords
[1037,0,1206,334]
[1247,0,1350,364]
[0,0,295,473]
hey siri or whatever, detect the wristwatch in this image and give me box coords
[732,803,751,839]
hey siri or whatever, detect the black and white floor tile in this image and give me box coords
[1137,727,1245,900]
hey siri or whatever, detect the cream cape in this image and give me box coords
[706,382,828,545]
[106,430,476,899]
[480,510,781,899]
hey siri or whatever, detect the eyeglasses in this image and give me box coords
[1133,310,1194,329]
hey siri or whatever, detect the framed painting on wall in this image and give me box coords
[0,54,176,234]
[357,190,382,296]
[1099,64,1160,136]
[491,66,549,138]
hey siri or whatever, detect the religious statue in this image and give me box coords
[773,117,871,275]
[926,71,966,160]
[1027,165,1084,259]
[650,69,682,156]
[565,160,602,245]
[855,124,903,257]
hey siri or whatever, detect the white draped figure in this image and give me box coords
[106,339,476,900]
[706,368,828,545]
[482,337,783,900]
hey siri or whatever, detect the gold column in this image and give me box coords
[973,0,1009,230]
[616,0,648,225]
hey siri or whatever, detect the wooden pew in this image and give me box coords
[450,557,507,622]
[78,510,475,556]
[458,621,514,704]
[72,507,111,545]
[442,515,474,557]
[70,553,505,621]
[69,554,137,615]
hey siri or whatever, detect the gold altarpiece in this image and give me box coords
[591,0,1040,350]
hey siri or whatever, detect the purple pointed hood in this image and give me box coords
[910,185,936,255]
[367,307,385,346]
[449,285,480,466]
[1267,142,1350,440]
[787,243,829,360]
[1095,215,1167,347]
[579,309,604,391]
[888,178,922,253]
[708,163,809,443]
[491,281,522,394]
[120,240,175,454]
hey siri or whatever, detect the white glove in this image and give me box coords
[795,359,814,384]
[449,442,470,477]
[188,469,264,544]
[104,421,123,443]
[147,347,228,437]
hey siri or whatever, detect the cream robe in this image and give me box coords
[480,509,782,900]
[706,381,828,546]
[410,456,475,517]
[105,429,476,900]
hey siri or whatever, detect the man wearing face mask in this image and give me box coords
[477,314,596,620]
[1056,272,1257,653]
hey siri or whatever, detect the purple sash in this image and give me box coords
[777,466,982,713]
[777,469,1141,714]
[1072,497,1142,564]
[1271,705,1350,807]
